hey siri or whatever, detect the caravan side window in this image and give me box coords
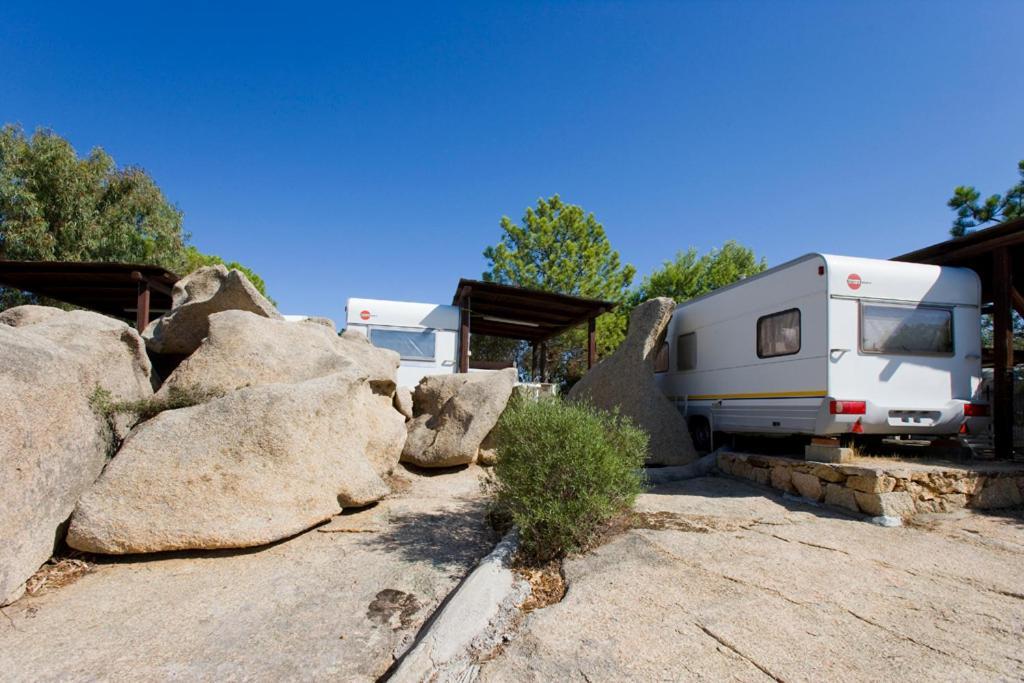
[369,328,437,361]
[757,309,801,358]
[654,342,670,373]
[676,332,696,371]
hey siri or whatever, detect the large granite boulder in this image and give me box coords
[393,386,414,420]
[567,298,696,465]
[157,310,401,399]
[362,391,409,476]
[0,308,153,604]
[411,373,472,416]
[143,265,282,355]
[67,373,395,554]
[0,304,64,327]
[402,369,517,468]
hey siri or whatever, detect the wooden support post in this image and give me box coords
[135,279,151,333]
[1012,285,1024,318]
[539,341,547,383]
[992,248,1014,459]
[531,342,539,382]
[458,296,470,374]
[587,316,597,369]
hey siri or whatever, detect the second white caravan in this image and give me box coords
[654,253,987,450]
[345,297,460,387]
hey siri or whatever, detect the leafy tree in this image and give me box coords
[477,195,636,384]
[633,240,767,305]
[948,160,1024,237]
[946,160,1024,347]
[0,125,269,310]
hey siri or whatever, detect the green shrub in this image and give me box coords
[488,397,647,562]
[90,385,223,425]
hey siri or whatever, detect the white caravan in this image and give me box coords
[654,254,987,450]
[345,298,459,387]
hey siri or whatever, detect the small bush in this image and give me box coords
[488,397,647,562]
[90,384,223,425]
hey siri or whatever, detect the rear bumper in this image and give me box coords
[817,398,983,436]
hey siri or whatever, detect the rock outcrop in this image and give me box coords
[394,386,414,420]
[143,265,282,355]
[567,298,696,466]
[402,369,517,468]
[0,304,64,327]
[0,308,153,604]
[157,310,400,399]
[67,373,394,554]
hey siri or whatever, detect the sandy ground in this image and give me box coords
[481,475,1024,682]
[0,465,495,682]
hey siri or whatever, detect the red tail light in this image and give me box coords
[963,403,989,417]
[830,400,866,415]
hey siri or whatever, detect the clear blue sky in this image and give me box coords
[3,1,1022,323]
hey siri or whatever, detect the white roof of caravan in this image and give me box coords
[346,297,460,330]
[820,253,980,305]
[674,253,981,309]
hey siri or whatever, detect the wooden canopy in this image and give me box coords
[451,279,615,378]
[0,260,180,331]
[894,216,1024,459]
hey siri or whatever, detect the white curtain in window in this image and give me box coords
[759,310,800,357]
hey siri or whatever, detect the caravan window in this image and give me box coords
[369,328,436,361]
[677,333,696,371]
[757,309,801,358]
[654,342,670,373]
[861,303,953,355]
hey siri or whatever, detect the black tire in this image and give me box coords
[689,416,712,453]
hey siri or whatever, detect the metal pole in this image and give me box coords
[135,280,151,333]
[992,248,1014,459]
[539,341,547,383]
[587,316,597,369]
[458,295,470,374]
[531,341,539,382]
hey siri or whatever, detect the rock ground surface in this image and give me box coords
[0,465,495,682]
[481,476,1024,681]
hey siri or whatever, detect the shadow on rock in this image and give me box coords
[363,501,495,572]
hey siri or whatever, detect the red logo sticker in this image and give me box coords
[360,310,371,321]
[847,274,862,290]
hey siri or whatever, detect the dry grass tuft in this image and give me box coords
[25,557,93,596]
[516,560,566,612]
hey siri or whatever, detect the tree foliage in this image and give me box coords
[478,195,636,384]
[633,240,767,305]
[0,125,269,310]
[946,160,1024,347]
[948,160,1024,237]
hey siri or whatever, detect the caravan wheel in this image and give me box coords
[688,416,712,453]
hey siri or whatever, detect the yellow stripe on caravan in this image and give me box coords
[672,390,827,401]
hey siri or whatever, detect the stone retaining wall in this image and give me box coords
[717,452,1024,520]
